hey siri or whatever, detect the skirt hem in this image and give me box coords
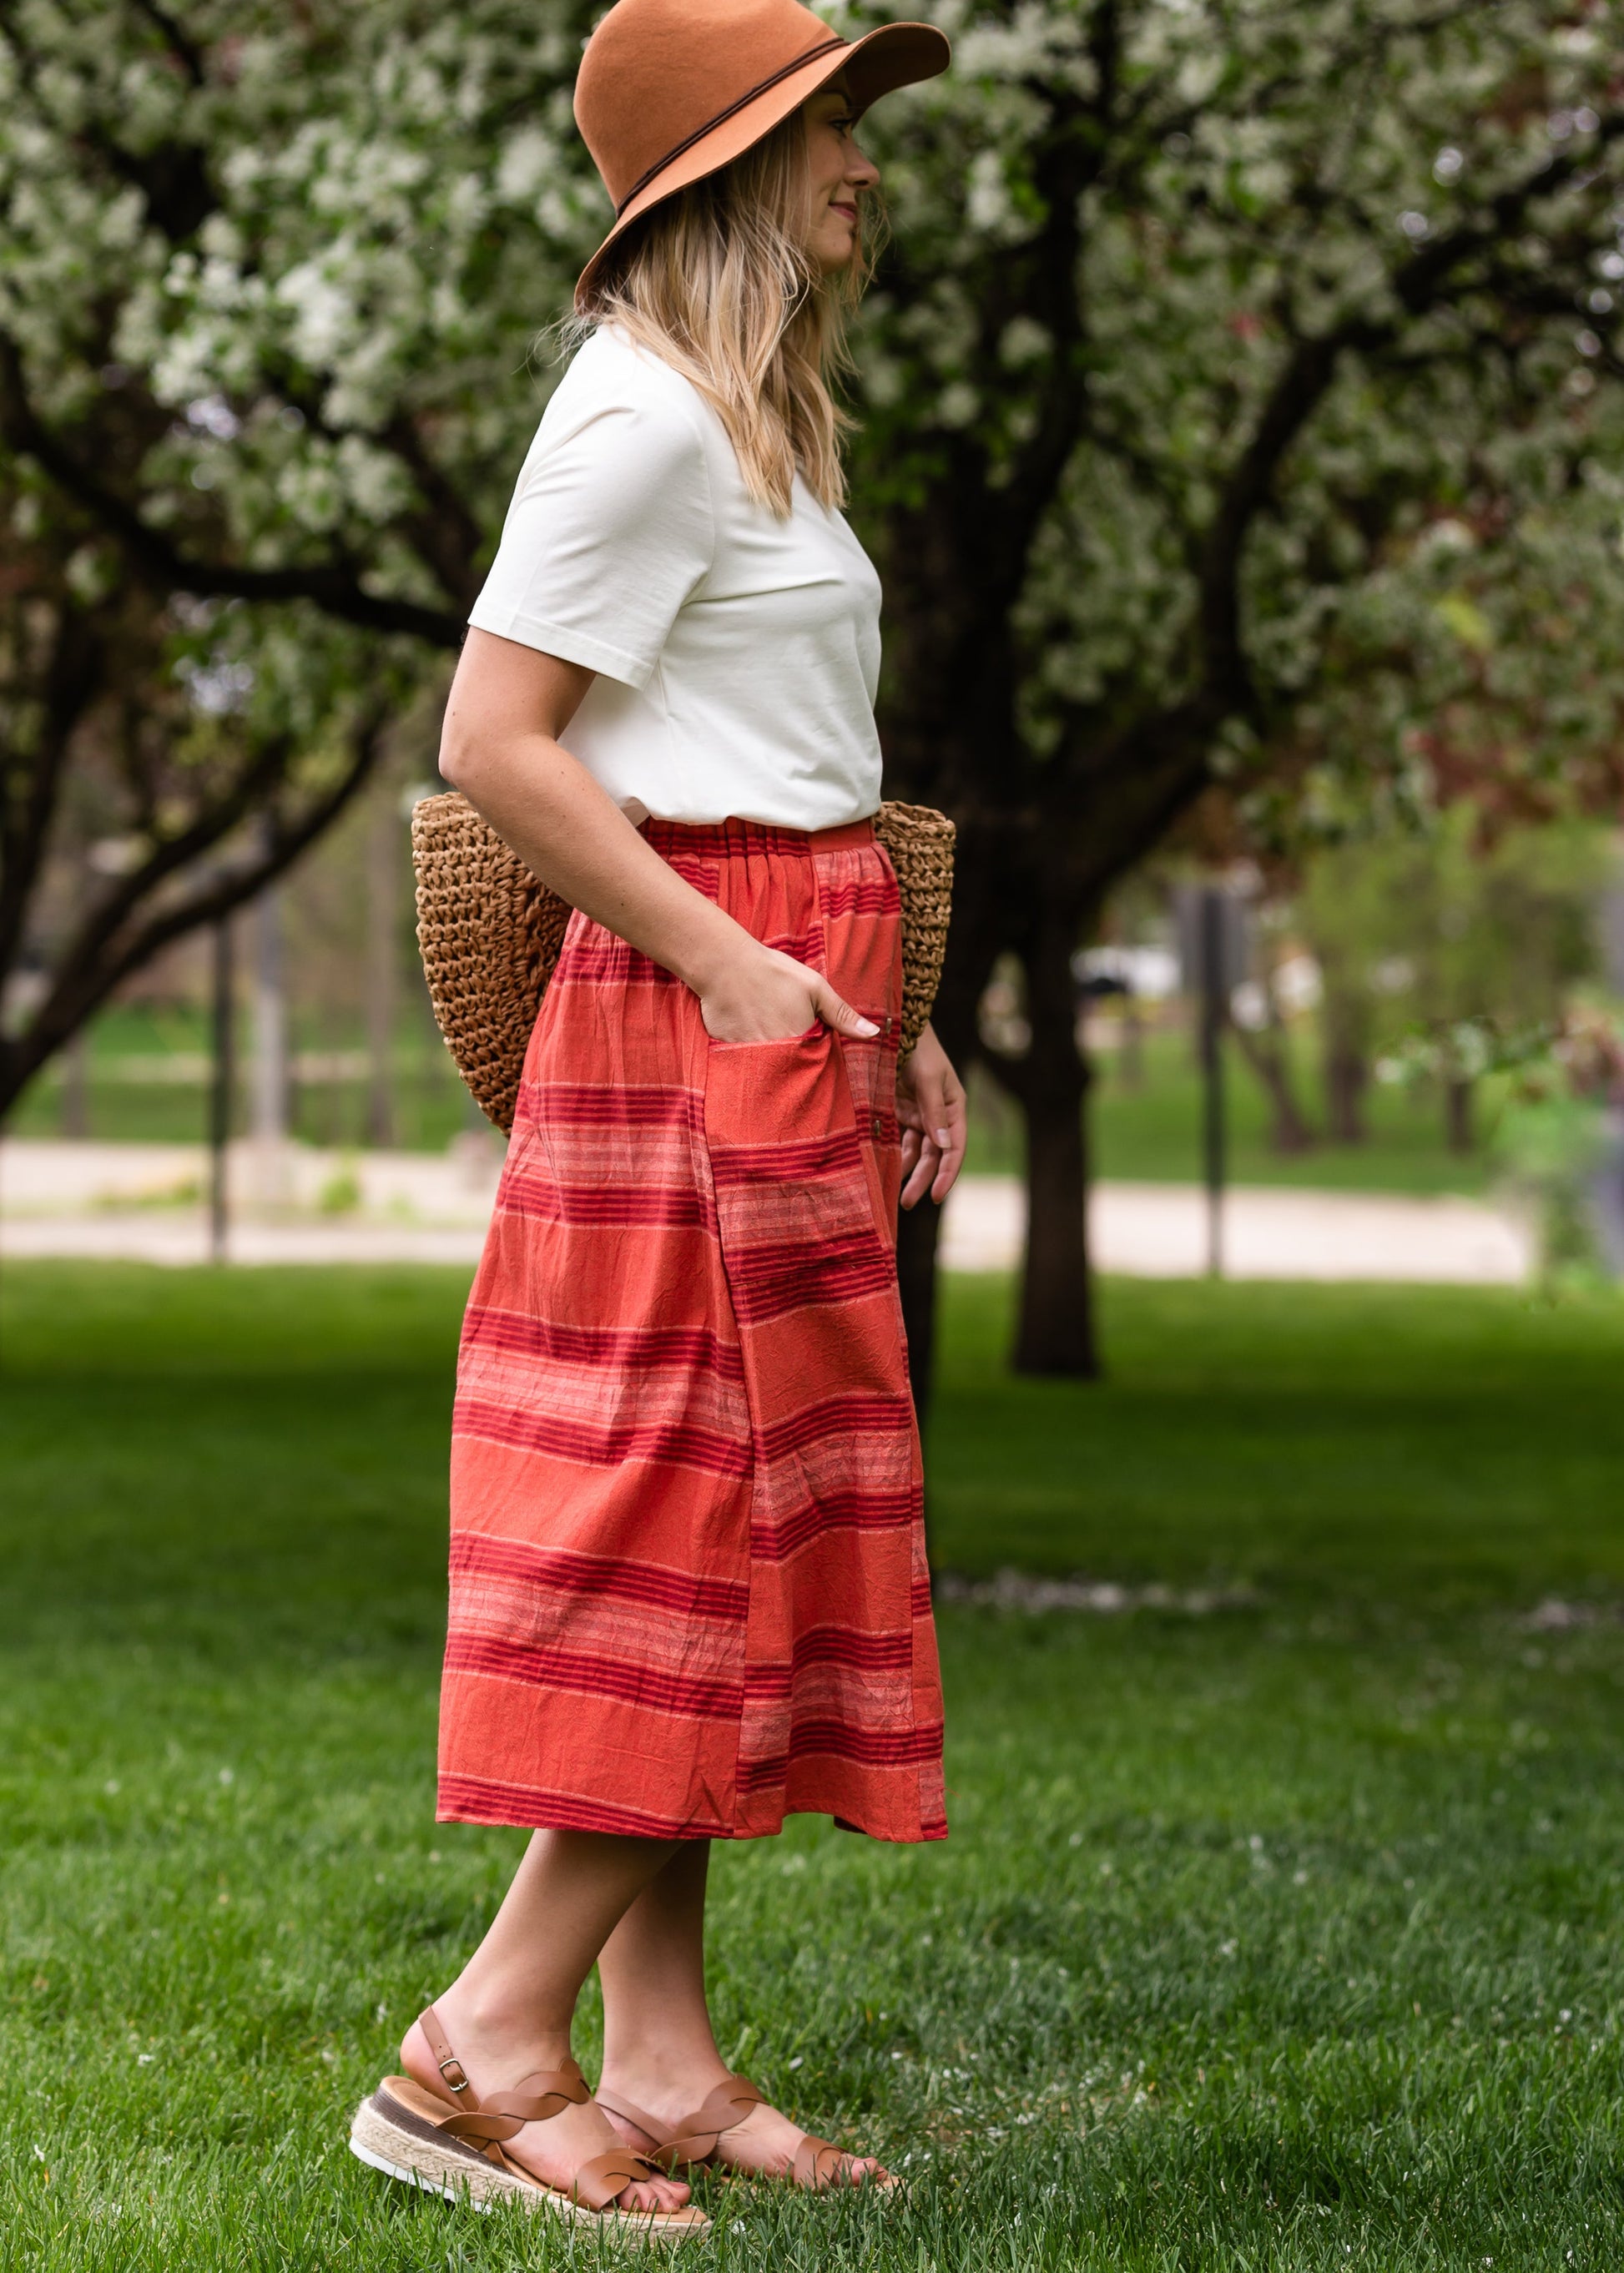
[436,1802,951,1847]
[436,1771,946,1845]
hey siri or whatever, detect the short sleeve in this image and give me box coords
[467,391,714,689]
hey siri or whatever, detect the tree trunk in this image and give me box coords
[1011,926,1098,1378]
[895,1192,942,1570]
[1017,1070,1096,1374]
[1445,1074,1474,1154]
[1233,1022,1316,1154]
[1325,1037,1369,1143]
[895,1192,942,1424]
[60,1028,89,1138]
[365,779,398,1149]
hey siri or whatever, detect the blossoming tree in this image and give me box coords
[2,0,1621,1378]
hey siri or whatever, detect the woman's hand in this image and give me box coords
[698,940,880,1045]
[896,1021,967,1207]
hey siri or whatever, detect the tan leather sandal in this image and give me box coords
[596,2071,897,2193]
[348,2003,709,2240]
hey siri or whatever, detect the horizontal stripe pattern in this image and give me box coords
[438,818,946,1846]
[445,1633,743,1721]
[453,1393,754,1479]
[739,1717,946,1782]
[720,1242,897,1325]
[440,1772,715,1840]
[819,879,897,921]
[497,1167,710,1232]
[461,1307,748,1386]
[755,1391,916,1459]
[451,1530,750,1624]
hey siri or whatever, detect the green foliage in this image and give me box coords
[1300,811,1613,1076]
[4,1263,1624,2267]
[315,1162,362,1215]
[835,1,1624,799]
[0,0,597,621]
[3,3,1621,815]
[1492,1085,1611,1289]
[965,1036,1512,1192]
[0,2,593,1107]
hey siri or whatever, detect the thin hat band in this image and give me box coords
[572,0,950,310]
[614,36,846,216]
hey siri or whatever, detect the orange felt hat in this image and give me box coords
[572,0,949,308]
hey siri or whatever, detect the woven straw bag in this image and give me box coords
[412,791,955,1135]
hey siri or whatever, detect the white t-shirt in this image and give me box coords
[467,327,884,831]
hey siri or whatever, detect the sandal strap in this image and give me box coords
[414,2003,589,2126]
[387,2035,672,2209]
[591,2087,668,2155]
[439,2107,530,2154]
[489,2069,591,2122]
[571,2147,664,2212]
[417,2003,480,2106]
[426,2119,664,2204]
[793,2132,853,2190]
[597,2073,763,2168]
[665,2074,764,2163]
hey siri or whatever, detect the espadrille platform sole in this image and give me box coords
[350,2079,708,2241]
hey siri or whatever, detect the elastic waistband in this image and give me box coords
[642,815,876,858]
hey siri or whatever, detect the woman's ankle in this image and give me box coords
[404,1987,576,2081]
[599,2037,731,2107]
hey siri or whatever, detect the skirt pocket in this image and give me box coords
[702,1025,887,1279]
[707,1021,825,1054]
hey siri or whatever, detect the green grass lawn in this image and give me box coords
[8,999,474,1153]
[966,1033,1502,1195]
[3,1263,1623,2270]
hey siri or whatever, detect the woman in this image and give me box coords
[350,0,963,2235]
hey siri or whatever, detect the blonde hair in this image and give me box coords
[571,109,882,515]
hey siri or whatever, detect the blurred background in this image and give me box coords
[4,5,1624,2269]
[8,779,1624,1299]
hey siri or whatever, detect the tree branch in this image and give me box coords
[128,0,208,88]
[379,411,488,612]
[0,600,103,978]
[2,709,389,1106]
[1190,107,1624,727]
[0,335,465,648]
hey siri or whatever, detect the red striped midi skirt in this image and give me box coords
[437,815,946,1845]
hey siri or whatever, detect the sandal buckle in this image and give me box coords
[438,2057,470,2094]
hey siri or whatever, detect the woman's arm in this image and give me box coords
[443,629,966,1198]
[440,630,876,1046]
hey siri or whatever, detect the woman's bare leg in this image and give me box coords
[596,1842,885,2182]
[399,1828,692,2213]
[598,1841,720,2088]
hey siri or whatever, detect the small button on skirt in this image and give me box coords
[436,815,946,1844]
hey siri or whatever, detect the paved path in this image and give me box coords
[941,1175,1536,1284]
[0,1141,1535,1283]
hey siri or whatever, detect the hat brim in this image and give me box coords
[573,22,950,310]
